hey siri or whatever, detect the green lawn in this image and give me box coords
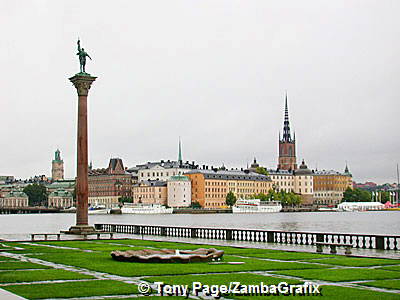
[0,269,94,283]
[0,261,50,270]
[2,280,138,299]
[382,265,400,272]
[25,251,327,277]
[0,256,18,261]
[359,279,400,290]
[303,257,400,267]
[272,268,400,282]
[1,239,400,300]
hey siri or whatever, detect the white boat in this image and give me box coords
[337,202,385,212]
[88,204,109,215]
[121,203,173,214]
[232,199,282,213]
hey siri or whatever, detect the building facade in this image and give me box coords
[48,189,74,208]
[133,160,197,182]
[278,95,297,171]
[167,175,191,207]
[313,166,353,205]
[0,190,28,207]
[51,149,64,181]
[185,169,273,209]
[88,158,132,208]
[132,181,167,205]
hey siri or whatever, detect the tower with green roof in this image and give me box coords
[52,149,64,181]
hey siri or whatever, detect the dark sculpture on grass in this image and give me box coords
[77,39,92,74]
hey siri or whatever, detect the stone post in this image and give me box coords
[66,74,96,234]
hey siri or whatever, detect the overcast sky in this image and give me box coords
[1,1,399,184]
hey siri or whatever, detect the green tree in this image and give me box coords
[23,183,48,206]
[118,196,133,203]
[379,191,390,203]
[342,188,372,202]
[225,191,237,206]
[191,201,202,209]
[255,167,269,176]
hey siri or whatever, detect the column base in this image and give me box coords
[61,225,97,235]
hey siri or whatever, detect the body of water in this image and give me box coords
[0,211,399,240]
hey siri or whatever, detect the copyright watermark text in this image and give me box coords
[138,281,321,297]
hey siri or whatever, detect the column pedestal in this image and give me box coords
[63,73,97,235]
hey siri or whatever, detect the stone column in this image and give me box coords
[66,74,96,234]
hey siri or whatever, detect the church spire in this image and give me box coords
[178,137,182,163]
[282,92,292,142]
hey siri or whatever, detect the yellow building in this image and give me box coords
[185,169,273,208]
[313,166,353,205]
[132,181,167,205]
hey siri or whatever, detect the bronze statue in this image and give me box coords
[77,39,92,73]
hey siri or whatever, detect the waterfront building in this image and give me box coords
[278,95,297,171]
[167,175,191,207]
[129,140,197,182]
[293,160,314,204]
[88,158,132,208]
[0,190,28,207]
[131,160,197,182]
[313,165,353,206]
[268,160,314,204]
[47,179,75,194]
[132,180,167,205]
[48,189,74,208]
[185,169,273,209]
[51,149,64,181]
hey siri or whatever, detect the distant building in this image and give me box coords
[0,190,28,207]
[293,160,314,204]
[0,176,14,184]
[47,180,75,194]
[132,180,167,205]
[129,140,197,182]
[278,95,297,171]
[167,175,191,207]
[48,189,74,208]
[185,169,273,209]
[313,165,353,206]
[51,149,64,181]
[268,160,314,204]
[88,158,132,208]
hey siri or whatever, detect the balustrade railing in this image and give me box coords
[94,223,400,251]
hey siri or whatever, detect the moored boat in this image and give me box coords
[232,199,282,213]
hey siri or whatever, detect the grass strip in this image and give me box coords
[359,279,400,290]
[0,262,50,270]
[239,252,334,261]
[382,265,400,272]
[3,279,138,299]
[0,269,94,283]
[272,268,400,282]
[302,257,400,267]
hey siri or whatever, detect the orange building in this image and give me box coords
[185,169,273,208]
[313,166,353,205]
[132,181,167,205]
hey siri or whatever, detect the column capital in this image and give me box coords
[69,74,97,96]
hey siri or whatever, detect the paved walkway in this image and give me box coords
[0,288,25,299]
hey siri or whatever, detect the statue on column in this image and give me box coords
[77,39,92,73]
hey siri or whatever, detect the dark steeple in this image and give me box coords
[281,92,293,142]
